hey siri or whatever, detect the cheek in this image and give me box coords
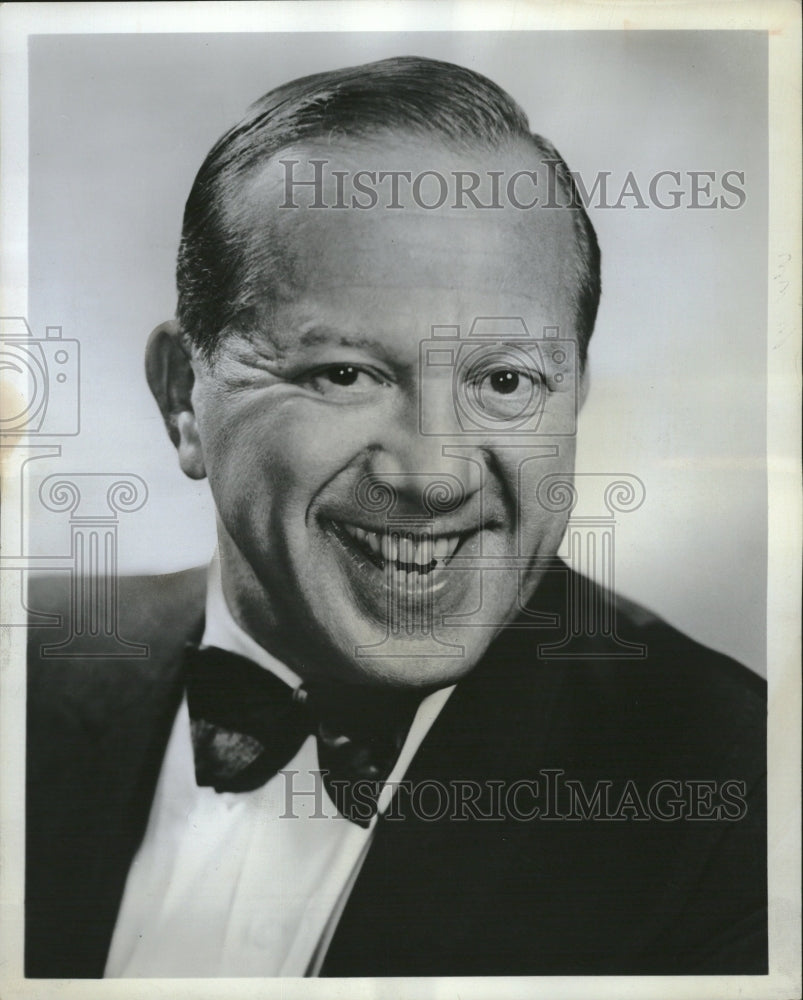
[199,398,375,509]
[499,441,577,537]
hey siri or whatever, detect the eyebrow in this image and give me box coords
[296,326,391,353]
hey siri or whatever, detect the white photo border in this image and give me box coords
[1,3,800,999]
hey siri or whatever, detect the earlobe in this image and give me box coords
[175,410,207,480]
[145,320,207,480]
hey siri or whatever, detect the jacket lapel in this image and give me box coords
[320,589,570,976]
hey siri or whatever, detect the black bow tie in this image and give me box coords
[184,644,422,827]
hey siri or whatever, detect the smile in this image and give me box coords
[326,520,470,576]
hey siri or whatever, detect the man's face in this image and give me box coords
[185,138,586,688]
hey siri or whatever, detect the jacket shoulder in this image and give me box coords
[27,565,206,640]
[504,564,767,773]
[27,566,206,728]
[609,580,766,712]
[535,564,765,699]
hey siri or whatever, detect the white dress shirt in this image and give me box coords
[105,556,454,977]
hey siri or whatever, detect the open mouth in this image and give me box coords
[320,515,495,633]
[326,519,471,578]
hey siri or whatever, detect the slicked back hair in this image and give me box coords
[176,56,601,364]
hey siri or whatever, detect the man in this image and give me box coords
[26,56,766,977]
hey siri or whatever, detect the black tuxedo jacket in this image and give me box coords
[26,563,767,977]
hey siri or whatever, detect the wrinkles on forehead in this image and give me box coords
[218,135,581,355]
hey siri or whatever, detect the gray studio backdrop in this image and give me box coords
[26,31,768,673]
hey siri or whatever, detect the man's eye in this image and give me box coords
[487,370,521,395]
[324,365,360,386]
[305,364,384,397]
[471,368,544,419]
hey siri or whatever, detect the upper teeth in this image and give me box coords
[342,525,462,566]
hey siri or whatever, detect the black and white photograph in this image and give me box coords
[0,3,800,998]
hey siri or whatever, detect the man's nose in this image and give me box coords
[362,401,485,515]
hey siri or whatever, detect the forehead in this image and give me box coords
[228,135,580,344]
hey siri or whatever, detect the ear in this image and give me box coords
[145,321,206,480]
[578,362,591,412]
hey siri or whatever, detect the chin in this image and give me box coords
[314,596,507,690]
[331,644,491,690]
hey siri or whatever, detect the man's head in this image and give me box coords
[147,56,601,688]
